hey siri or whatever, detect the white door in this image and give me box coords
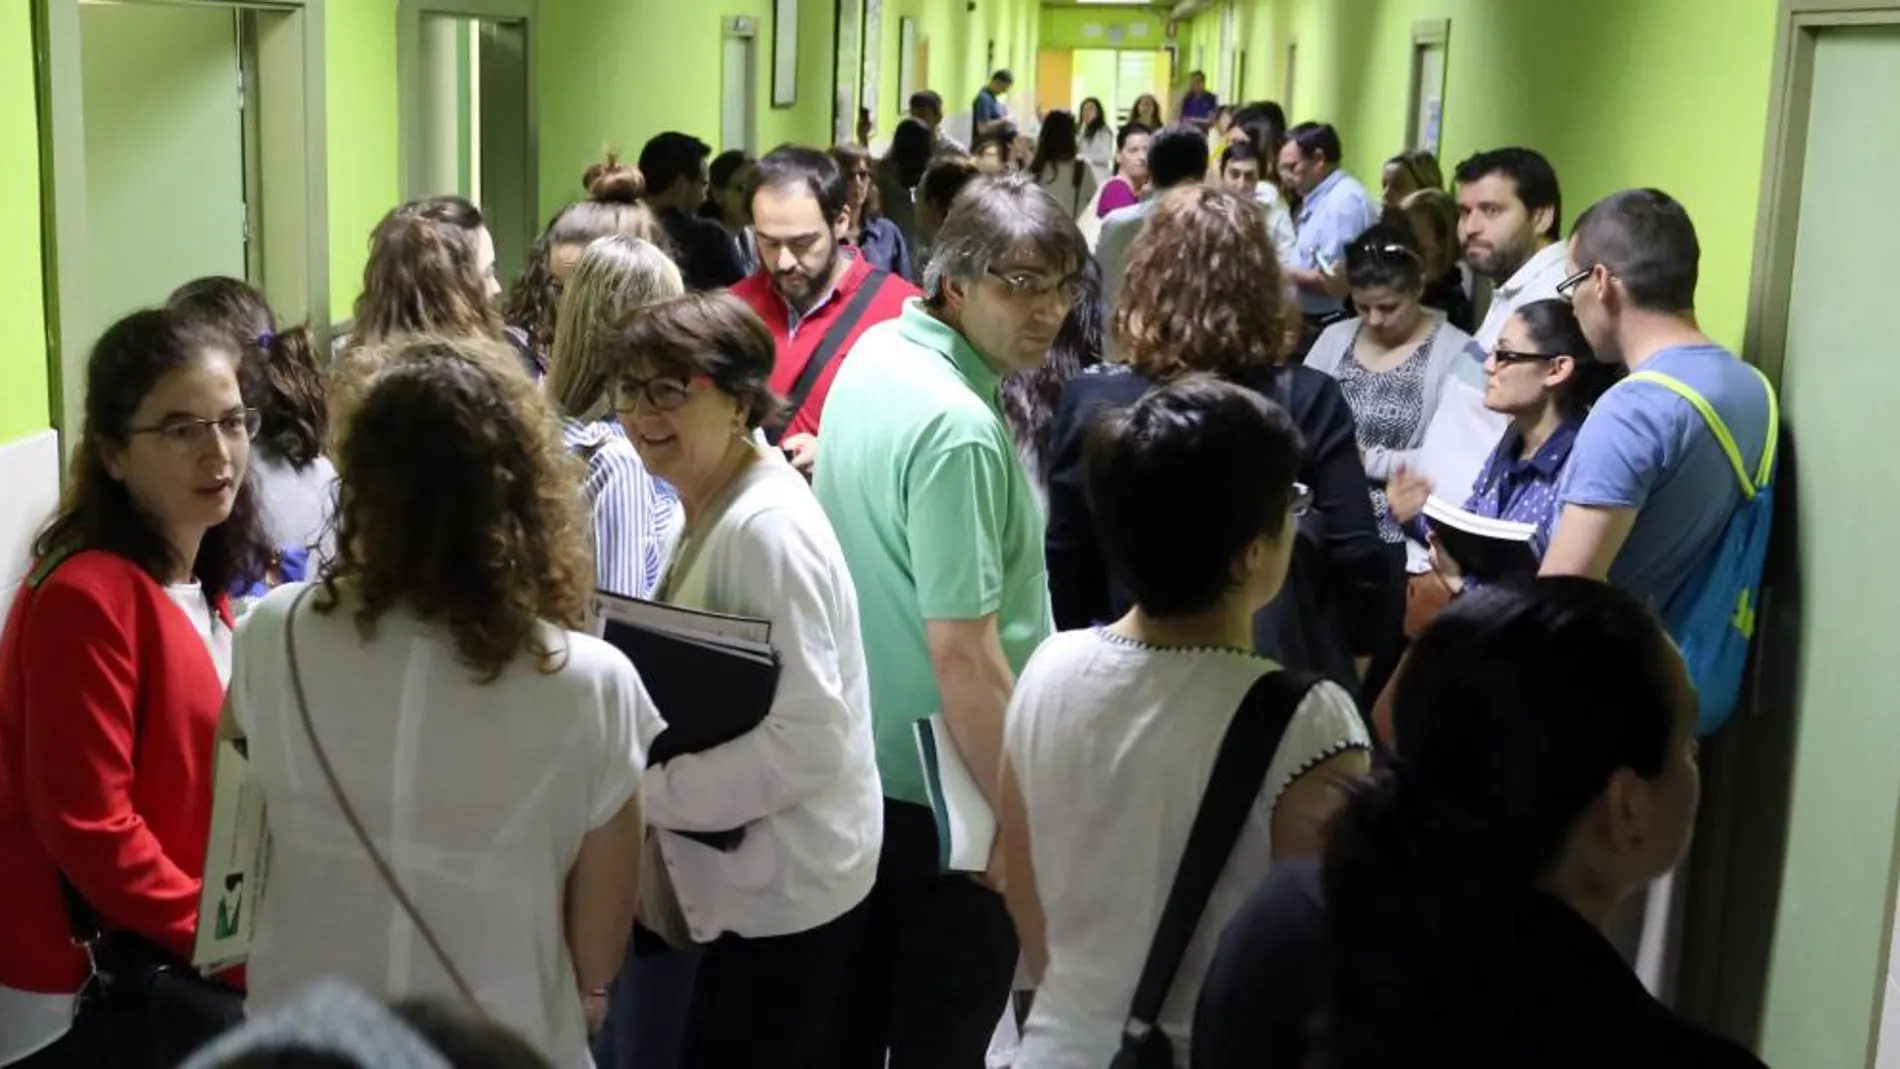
[80,2,247,333]
[1751,22,1900,1069]
[722,29,758,154]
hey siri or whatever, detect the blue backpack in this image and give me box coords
[1629,366,1779,736]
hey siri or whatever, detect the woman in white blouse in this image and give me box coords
[999,375,1372,1069]
[608,291,882,1069]
[226,335,650,1069]
[1076,97,1115,176]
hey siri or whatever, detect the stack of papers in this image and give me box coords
[913,715,996,874]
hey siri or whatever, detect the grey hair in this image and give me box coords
[923,172,1089,304]
[547,235,685,421]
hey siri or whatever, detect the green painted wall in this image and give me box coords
[1188,0,1774,351]
[1037,4,1164,53]
[0,0,49,442]
[326,0,401,323]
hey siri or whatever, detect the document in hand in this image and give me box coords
[593,592,782,767]
[1422,495,1540,581]
[193,739,269,970]
[913,715,997,874]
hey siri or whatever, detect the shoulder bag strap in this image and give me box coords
[768,268,890,445]
[1119,668,1323,1048]
[283,584,484,1012]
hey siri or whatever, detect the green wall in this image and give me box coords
[1037,4,1165,52]
[1186,0,1775,350]
[326,0,401,323]
[0,0,49,442]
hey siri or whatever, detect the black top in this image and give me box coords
[1044,363,1396,695]
[658,207,746,292]
[1423,267,1476,335]
[1194,859,1771,1069]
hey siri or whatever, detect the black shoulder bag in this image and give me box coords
[765,268,890,446]
[1108,669,1322,1069]
[25,547,246,1068]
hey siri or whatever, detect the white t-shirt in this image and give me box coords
[1005,628,1370,1069]
[229,583,654,1069]
[1035,159,1101,220]
[647,452,883,942]
[251,454,338,560]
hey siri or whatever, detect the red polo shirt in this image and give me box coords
[732,255,919,439]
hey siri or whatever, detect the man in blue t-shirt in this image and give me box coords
[1542,188,1773,616]
[972,70,1013,139]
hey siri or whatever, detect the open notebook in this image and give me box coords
[1422,495,1540,581]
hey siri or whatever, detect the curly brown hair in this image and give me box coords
[350,196,505,349]
[168,276,329,471]
[1113,184,1295,378]
[322,334,591,682]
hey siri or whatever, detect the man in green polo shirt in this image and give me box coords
[814,171,1085,1069]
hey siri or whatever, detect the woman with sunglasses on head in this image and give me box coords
[1001,374,1370,1069]
[831,143,914,281]
[1305,218,1488,692]
[0,308,269,1067]
[607,292,880,1069]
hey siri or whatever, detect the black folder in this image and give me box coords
[595,593,782,850]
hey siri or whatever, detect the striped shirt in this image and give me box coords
[563,418,678,598]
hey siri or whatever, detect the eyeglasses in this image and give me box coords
[1354,240,1422,264]
[1289,481,1314,518]
[1491,346,1554,366]
[128,409,261,453]
[1555,267,1594,301]
[613,374,702,413]
[986,269,1082,303]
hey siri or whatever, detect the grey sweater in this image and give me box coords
[1303,312,1487,481]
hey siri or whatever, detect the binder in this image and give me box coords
[913,714,997,874]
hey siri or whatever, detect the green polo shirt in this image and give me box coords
[813,299,1053,808]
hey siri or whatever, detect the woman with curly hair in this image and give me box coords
[224,334,651,1069]
[1044,184,1395,698]
[346,197,507,353]
[168,276,335,562]
[503,155,669,370]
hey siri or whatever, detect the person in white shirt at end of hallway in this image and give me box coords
[1406,147,1570,508]
[1001,374,1370,1069]
[610,291,883,1069]
[225,334,651,1069]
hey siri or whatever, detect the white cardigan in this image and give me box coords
[644,451,884,942]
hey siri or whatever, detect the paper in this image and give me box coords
[594,591,773,655]
[192,739,269,969]
[914,715,996,874]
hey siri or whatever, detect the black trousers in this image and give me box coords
[7,1025,99,1069]
[676,898,868,1069]
[832,799,1020,1069]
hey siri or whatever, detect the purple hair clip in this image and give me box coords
[256,331,276,348]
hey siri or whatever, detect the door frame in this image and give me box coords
[1680,1,1900,1058]
[1403,17,1449,154]
[395,0,537,208]
[36,0,330,440]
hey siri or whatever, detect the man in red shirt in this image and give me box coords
[730,145,919,474]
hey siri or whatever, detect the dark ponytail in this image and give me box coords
[1311,577,1681,1067]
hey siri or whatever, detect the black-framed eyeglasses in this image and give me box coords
[1354,240,1421,264]
[986,269,1082,303]
[1555,267,1594,300]
[1288,481,1314,518]
[1491,346,1554,366]
[613,374,702,413]
[128,408,261,453]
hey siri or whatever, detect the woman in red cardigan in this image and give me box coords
[0,307,268,1067]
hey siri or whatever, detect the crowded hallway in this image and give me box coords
[0,0,1893,1067]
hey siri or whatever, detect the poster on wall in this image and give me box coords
[897,16,918,116]
[861,0,883,132]
[1422,96,1443,154]
[834,0,862,139]
[773,0,800,108]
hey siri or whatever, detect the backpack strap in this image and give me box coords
[26,541,85,591]
[1118,669,1323,1053]
[1625,365,1779,495]
[768,267,890,446]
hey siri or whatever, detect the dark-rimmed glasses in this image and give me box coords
[1491,346,1554,366]
[986,269,1082,303]
[1555,267,1594,301]
[128,408,261,453]
[613,374,702,413]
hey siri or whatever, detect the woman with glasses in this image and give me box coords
[226,334,648,1069]
[1385,300,1621,597]
[546,235,685,600]
[1048,185,1394,699]
[0,308,269,1067]
[1000,374,1370,1069]
[831,143,914,281]
[1305,218,1488,690]
[608,292,880,1069]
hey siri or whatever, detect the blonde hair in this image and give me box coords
[547,236,686,422]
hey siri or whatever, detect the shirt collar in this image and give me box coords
[896,299,1003,409]
[562,416,617,451]
[1497,418,1581,479]
[1301,169,1348,215]
[780,252,866,327]
[1498,241,1571,298]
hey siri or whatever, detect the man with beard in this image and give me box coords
[731,146,920,475]
[1456,147,1569,348]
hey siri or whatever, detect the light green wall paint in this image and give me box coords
[1037,4,1163,53]
[1209,0,1773,350]
[326,0,400,323]
[0,0,49,442]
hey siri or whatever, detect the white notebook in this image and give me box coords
[192,739,269,970]
[913,715,997,874]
